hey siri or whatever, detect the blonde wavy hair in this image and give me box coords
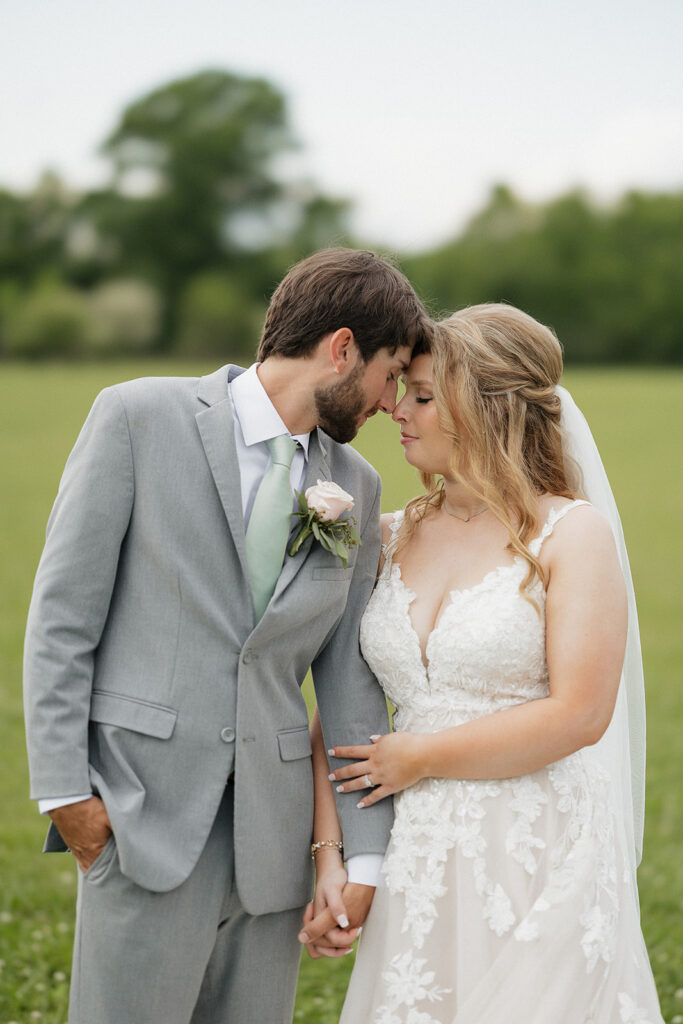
[398,303,583,598]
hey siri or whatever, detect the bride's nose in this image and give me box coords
[392,396,408,423]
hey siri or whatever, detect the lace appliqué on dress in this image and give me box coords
[350,503,661,1024]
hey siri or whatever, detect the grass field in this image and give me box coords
[1,362,681,1023]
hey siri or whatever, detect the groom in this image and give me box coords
[23,248,430,1024]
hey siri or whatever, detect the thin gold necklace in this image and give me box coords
[443,502,489,523]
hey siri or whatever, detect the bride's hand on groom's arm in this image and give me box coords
[327,732,426,808]
[298,882,374,953]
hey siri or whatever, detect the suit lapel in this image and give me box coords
[195,366,251,584]
[196,366,336,623]
[269,427,332,603]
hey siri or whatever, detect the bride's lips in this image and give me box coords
[400,433,418,445]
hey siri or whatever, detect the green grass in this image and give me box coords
[1,363,681,1022]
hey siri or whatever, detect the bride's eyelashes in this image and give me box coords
[415,397,433,404]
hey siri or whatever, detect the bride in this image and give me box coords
[302,304,663,1022]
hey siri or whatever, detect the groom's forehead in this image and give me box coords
[390,343,412,369]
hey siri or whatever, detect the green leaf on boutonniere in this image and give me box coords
[347,525,362,546]
[335,539,349,567]
[288,486,362,564]
[296,490,309,515]
[288,523,310,556]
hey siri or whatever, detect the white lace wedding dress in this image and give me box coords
[340,503,663,1024]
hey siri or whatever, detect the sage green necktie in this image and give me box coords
[246,434,299,621]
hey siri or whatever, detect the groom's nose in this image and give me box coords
[377,379,399,414]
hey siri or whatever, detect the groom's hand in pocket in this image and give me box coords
[298,882,375,951]
[49,796,112,873]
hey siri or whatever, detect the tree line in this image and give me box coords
[1,69,681,363]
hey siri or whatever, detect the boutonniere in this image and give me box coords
[289,480,361,568]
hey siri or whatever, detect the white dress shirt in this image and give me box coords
[40,364,382,887]
[230,363,310,521]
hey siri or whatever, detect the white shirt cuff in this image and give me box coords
[346,853,383,887]
[38,794,93,815]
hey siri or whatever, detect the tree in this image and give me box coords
[0,172,75,286]
[83,69,348,347]
[403,185,683,364]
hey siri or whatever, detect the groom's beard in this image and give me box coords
[314,361,369,444]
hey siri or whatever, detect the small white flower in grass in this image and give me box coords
[30,1013,42,1021]
[0,911,12,923]
[35,982,45,992]
[53,971,67,982]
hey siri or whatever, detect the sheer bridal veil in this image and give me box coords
[557,385,646,873]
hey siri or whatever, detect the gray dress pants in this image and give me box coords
[68,784,306,1024]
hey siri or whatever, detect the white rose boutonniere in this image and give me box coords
[289,480,361,567]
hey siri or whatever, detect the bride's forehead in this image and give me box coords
[404,353,433,380]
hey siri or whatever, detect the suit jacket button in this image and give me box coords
[243,649,253,664]
[220,727,235,743]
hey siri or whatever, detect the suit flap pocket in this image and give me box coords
[277,726,312,761]
[89,691,177,739]
[311,566,354,581]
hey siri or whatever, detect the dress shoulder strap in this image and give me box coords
[380,510,404,574]
[529,499,591,558]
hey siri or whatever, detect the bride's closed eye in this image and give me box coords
[415,397,433,404]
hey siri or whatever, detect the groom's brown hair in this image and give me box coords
[257,247,431,362]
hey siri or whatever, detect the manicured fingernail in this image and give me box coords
[357,800,365,808]
[328,773,335,781]
[370,734,381,740]
[344,947,354,954]
[336,784,344,793]
[327,749,335,756]
[337,914,349,928]
[298,931,309,943]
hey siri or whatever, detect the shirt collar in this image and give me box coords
[230,363,311,458]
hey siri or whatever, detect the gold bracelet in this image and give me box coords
[311,840,344,860]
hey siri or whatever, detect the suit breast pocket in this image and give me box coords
[311,566,354,582]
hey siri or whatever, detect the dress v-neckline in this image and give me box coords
[390,559,524,674]
[383,499,589,675]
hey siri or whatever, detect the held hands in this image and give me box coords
[48,796,112,873]
[299,881,375,956]
[327,731,426,807]
[300,856,357,959]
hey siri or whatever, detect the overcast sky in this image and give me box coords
[2,0,682,251]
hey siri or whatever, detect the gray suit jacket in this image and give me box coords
[23,364,393,914]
